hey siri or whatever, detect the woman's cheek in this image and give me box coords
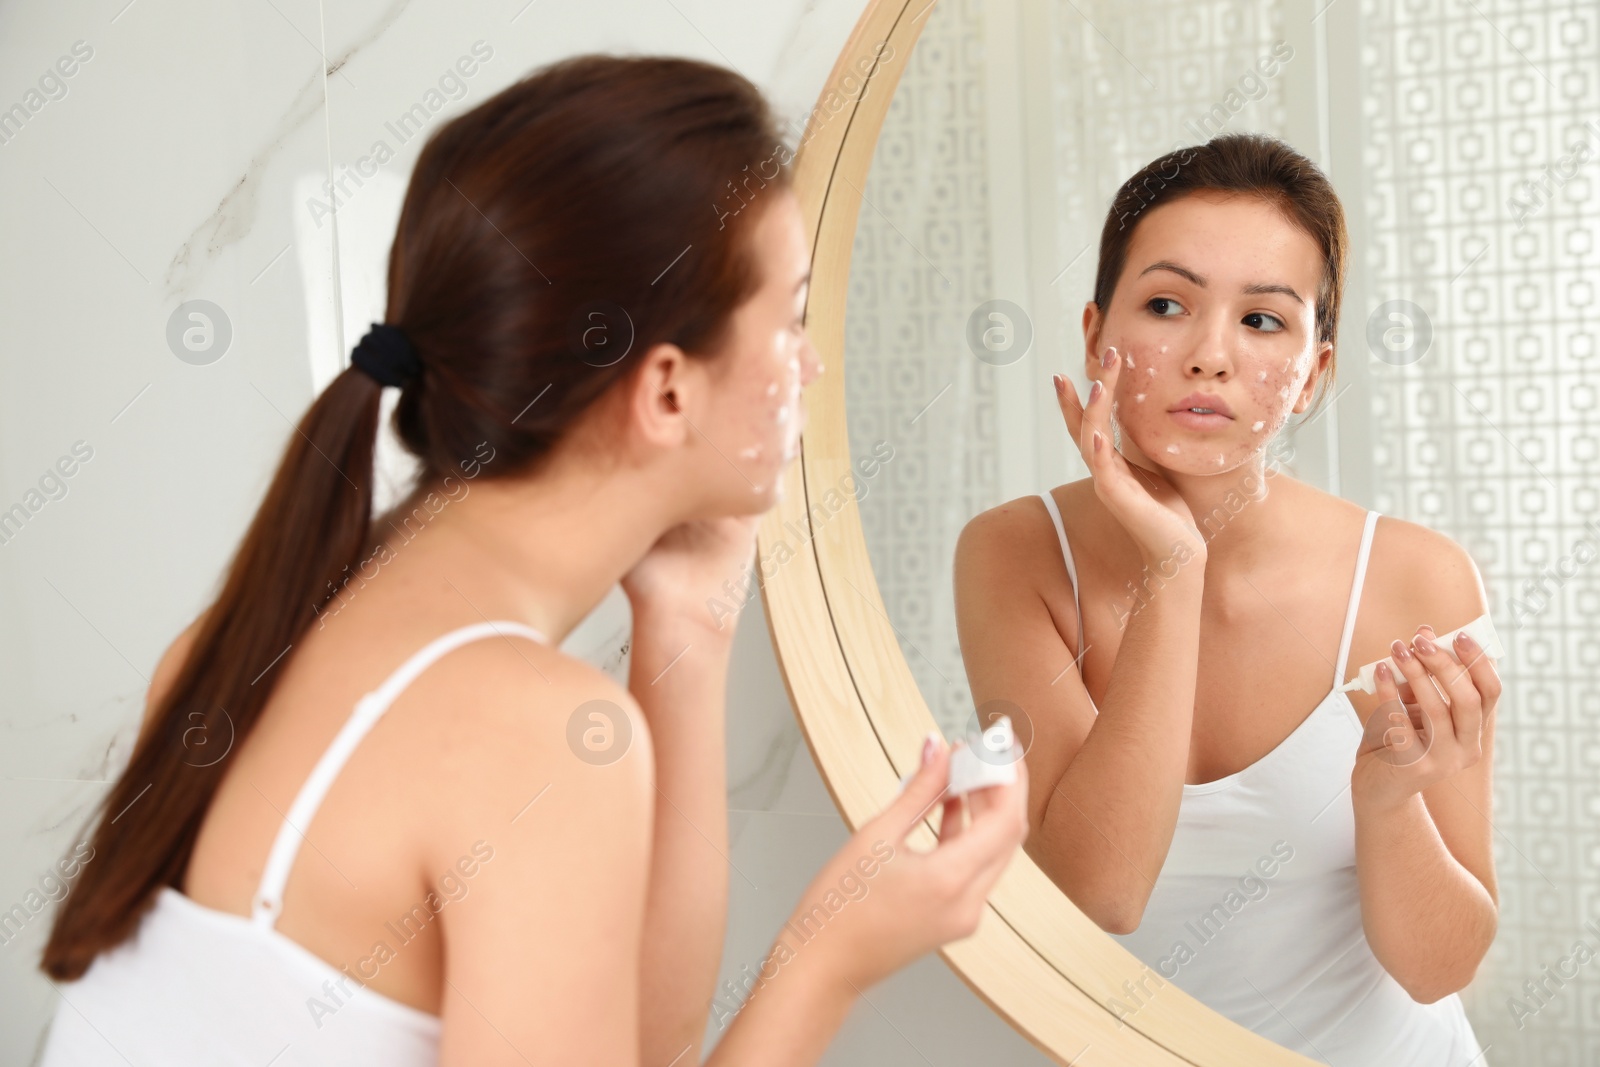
[740,350,804,479]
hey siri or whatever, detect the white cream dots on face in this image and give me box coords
[1252,420,1266,432]
[1135,393,1146,402]
[1166,443,1180,455]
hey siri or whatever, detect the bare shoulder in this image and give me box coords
[1367,512,1489,628]
[413,634,653,806]
[399,633,654,867]
[140,609,210,743]
[956,480,1094,577]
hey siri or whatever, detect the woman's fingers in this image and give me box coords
[1054,344,1121,470]
[1452,629,1502,714]
[936,761,1030,876]
[1083,345,1120,455]
[878,736,954,844]
[1409,626,1484,753]
[1387,637,1449,751]
[938,782,966,842]
[1364,660,1418,757]
[1054,373,1083,445]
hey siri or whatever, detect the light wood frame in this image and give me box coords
[754,2,1323,1063]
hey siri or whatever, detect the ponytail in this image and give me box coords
[41,366,383,979]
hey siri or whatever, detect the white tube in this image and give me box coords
[1337,612,1505,695]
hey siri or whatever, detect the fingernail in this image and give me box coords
[1415,633,1436,655]
[1089,380,1102,403]
[1390,638,1412,662]
[1093,430,1103,453]
[1455,630,1475,651]
[1052,374,1064,392]
[1376,662,1392,683]
[1101,346,1116,369]
[923,730,941,767]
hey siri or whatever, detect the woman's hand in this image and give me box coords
[620,514,762,636]
[792,735,1030,994]
[1352,625,1502,815]
[1054,347,1207,567]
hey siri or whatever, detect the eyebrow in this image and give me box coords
[1138,261,1305,306]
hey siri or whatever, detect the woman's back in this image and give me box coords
[36,477,661,1060]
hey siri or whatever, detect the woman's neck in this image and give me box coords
[379,453,682,645]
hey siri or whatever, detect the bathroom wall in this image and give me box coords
[0,0,1050,1063]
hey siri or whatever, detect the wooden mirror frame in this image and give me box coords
[754,2,1322,1063]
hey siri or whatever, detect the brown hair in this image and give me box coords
[42,53,792,980]
[1092,133,1347,414]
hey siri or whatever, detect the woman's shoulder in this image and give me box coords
[960,480,1096,539]
[1363,509,1487,622]
[400,625,651,778]
[375,622,654,868]
[955,480,1100,594]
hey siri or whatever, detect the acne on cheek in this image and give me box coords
[743,355,806,494]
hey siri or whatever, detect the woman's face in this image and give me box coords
[1084,190,1332,476]
[700,188,823,509]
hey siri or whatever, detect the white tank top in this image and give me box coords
[1036,492,1490,1066]
[38,619,548,1067]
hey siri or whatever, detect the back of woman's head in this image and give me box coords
[42,52,792,981]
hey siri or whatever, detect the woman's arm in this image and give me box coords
[1352,539,1500,1002]
[626,605,735,1067]
[954,363,1212,934]
[954,508,1205,933]
[433,651,656,1066]
[706,737,1031,1065]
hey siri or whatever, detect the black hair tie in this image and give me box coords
[351,323,422,387]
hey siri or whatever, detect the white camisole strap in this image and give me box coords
[1037,491,1083,647]
[1332,509,1381,690]
[1040,492,1381,692]
[250,619,548,928]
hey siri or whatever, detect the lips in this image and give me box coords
[1168,392,1234,418]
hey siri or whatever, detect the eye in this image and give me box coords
[1243,311,1285,333]
[1147,296,1184,317]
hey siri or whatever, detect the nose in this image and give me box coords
[1185,314,1234,380]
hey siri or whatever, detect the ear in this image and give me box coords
[1081,301,1104,378]
[627,341,695,451]
[1292,340,1335,414]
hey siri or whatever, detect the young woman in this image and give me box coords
[954,134,1498,1063]
[38,55,1029,1066]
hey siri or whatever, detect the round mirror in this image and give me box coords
[764,0,1576,1062]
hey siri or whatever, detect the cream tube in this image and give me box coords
[897,715,1019,796]
[1337,612,1505,695]
[947,715,1018,796]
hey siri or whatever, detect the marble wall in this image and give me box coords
[0,0,1047,1062]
